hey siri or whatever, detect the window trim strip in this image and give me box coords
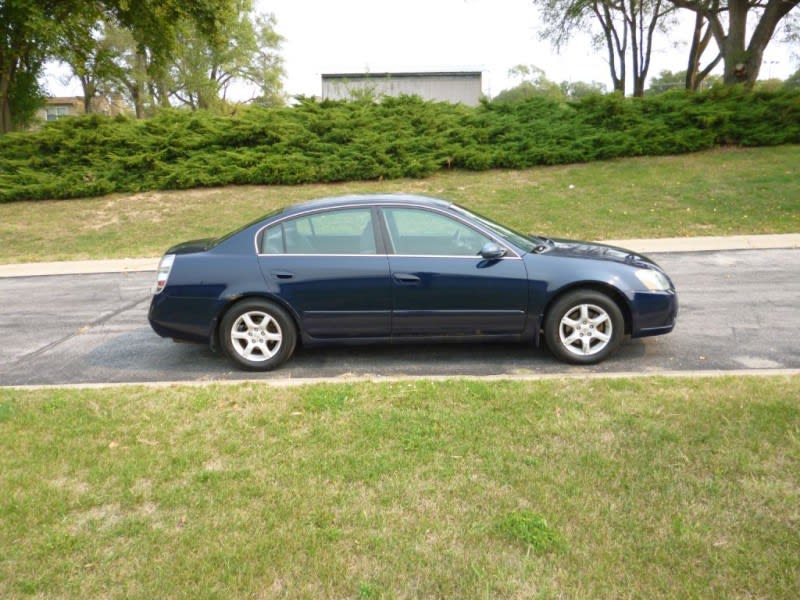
[253,202,523,258]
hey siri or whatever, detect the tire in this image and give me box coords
[544,290,624,365]
[220,299,297,371]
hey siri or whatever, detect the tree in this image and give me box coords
[493,65,566,102]
[167,0,284,111]
[785,67,800,89]
[647,68,722,91]
[494,66,607,101]
[101,24,153,118]
[0,0,65,132]
[249,13,286,107]
[58,19,124,114]
[561,79,608,97]
[648,69,688,91]
[0,0,233,133]
[667,0,800,86]
[537,0,676,96]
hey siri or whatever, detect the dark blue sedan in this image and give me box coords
[149,194,677,370]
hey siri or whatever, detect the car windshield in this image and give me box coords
[450,204,541,253]
[211,207,285,247]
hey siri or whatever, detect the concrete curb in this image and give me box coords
[3,368,799,391]
[0,257,159,278]
[1,233,798,278]
[601,233,800,254]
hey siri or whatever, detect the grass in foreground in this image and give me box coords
[0,145,798,263]
[1,376,798,599]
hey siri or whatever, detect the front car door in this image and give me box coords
[380,206,529,336]
[257,207,392,338]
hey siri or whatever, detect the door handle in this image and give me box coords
[271,271,294,280]
[393,272,421,284]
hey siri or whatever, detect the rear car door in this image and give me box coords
[257,207,392,338]
[380,206,529,336]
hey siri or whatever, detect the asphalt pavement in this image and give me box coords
[1,238,798,387]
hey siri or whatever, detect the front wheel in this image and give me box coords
[544,290,624,365]
[220,299,297,371]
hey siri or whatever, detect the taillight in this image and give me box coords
[152,254,175,294]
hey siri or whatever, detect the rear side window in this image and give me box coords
[261,208,377,255]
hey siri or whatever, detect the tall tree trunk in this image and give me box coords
[0,73,12,134]
[0,100,12,133]
[132,88,144,118]
[133,51,147,118]
[685,13,722,90]
[720,0,797,86]
[671,0,798,88]
[0,53,19,134]
[721,0,749,84]
[632,76,645,97]
[686,12,722,92]
[594,1,626,93]
[81,76,94,114]
[686,13,706,90]
[156,80,171,108]
[628,0,642,96]
[738,0,798,85]
[638,0,664,96]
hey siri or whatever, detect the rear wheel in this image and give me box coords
[220,299,296,371]
[544,290,623,364]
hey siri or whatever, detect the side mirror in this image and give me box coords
[479,242,506,260]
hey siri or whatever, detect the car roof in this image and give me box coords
[280,193,452,217]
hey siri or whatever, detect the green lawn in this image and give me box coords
[1,376,798,598]
[0,145,798,263]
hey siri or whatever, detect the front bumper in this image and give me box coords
[630,289,678,339]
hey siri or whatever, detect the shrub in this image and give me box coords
[0,88,798,202]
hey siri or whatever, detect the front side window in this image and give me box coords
[450,204,538,253]
[261,208,376,255]
[382,208,492,256]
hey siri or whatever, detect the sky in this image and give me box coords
[255,0,797,97]
[45,0,798,99]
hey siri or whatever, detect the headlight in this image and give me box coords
[635,268,671,291]
[152,254,175,294]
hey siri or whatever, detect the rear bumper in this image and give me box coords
[148,294,218,343]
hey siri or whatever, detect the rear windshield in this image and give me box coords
[211,207,285,247]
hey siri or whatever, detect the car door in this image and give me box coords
[257,207,392,338]
[380,206,529,336]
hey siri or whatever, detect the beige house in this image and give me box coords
[37,95,128,122]
[38,97,83,121]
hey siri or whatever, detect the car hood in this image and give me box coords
[542,238,657,268]
[166,238,216,255]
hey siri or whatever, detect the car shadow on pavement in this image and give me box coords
[22,328,654,386]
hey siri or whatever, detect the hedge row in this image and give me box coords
[1,86,798,202]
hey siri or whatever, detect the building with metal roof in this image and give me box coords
[321,71,482,105]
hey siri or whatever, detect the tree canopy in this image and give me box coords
[0,0,240,132]
[533,0,798,94]
[667,0,799,86]
[536,0,675,96]
[168,0,284,111]
[493,65,606,101]
[647,68,722,92]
